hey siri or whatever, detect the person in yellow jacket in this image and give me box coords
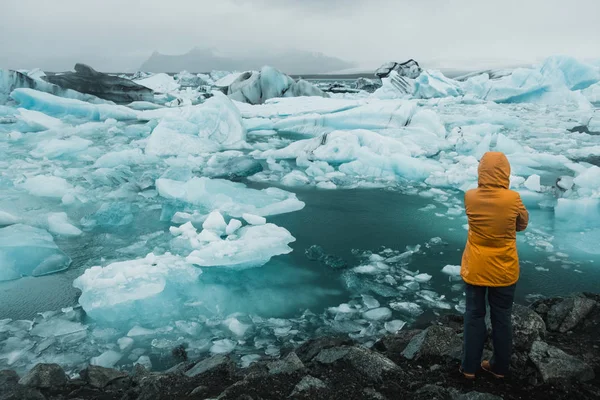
[459,152,529,379]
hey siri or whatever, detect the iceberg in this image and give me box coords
[30,137,93,159]
[43,63,154,103]
[0,224,71,282]
[47,213,82,237]
[135,73,180,93]
[144,92,247,156]
[73,253,201,323]
[375,59,422,79]
[11,88,139,121]
[156,177,305,217]
[20,175,73,199]
[186,223,295,269]
[224,66,328,105]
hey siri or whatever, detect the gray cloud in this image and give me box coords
[1,0,599,72]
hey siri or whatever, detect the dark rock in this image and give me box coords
[171,344,188,363]
[449,389,504,400]
[185,354,232,377]
[295,336,354,363]
[314,346,399,381]
[189,385,208,396]
[289,375,327,396]
[375,59,422,79]
[401,326,462,360]
[529,340,595,382]
[80,365,128,389]
[19,363,67,388]
[0,370,19,387]
[134,372,196,400]
[305,245,325,261]
[0,386,45,400]
[43,64,154,103]
[511,304,546,351]
[267,352,305,375]
[414,385,450,400]
[363,387,387,399]
[547,296,597,333]
[374,329,423,356]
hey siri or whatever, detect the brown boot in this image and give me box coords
[481,360,505,379]
[459,366,476,380]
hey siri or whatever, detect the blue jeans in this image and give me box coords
[461,282,516,375]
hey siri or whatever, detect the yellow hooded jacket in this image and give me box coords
[461,152,529,287]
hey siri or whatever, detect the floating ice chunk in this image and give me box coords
[134,355,152,370]
[16,108,65,130]
[94,148,156,168]
[127,326,157,337]
[413,273,432,283]
[384,320,407,334]
[202,211,227,234]
[223,317,251,337]
[0,224,71,281]
[441,265,461,277]
[156,177,305,217]
[135,73,180,93]
[226,219,242,235]
[73,253,201,323]
[187,223,295,269]
[47,213,82,237]
[241,354,261,368]
[117,337,134,351]
[91,350,122,368]
[30,137,93,159]
[281,171,310,187]
[362,307,392,321]
[81,202,133,228]
[242,213,266,226]
[11,88,139,121]
[524,174,541,192]
[328,303,356,314]
[30,318,86,338]
[0,211,20,226]
[210,339,237,354]
[413,70,464,99]
[557,176,574,191]
[20,175,73,199]
[573,166,600,189]
[361,295,380,309]
[144,93,246,156]
[389,301,424,316]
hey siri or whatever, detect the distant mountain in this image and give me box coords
[139,47,356,74]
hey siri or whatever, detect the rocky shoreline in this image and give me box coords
[2,293,599,400]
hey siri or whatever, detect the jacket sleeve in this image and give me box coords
[516,194,529,232]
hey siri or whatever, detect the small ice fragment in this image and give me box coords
[362,307,392,321]
[30,319,87,338]
[48,213,82,237]
[414,273,432,283]
[389,301,424,316]
[134,355,152,370]
[223,317,250,337]
[241,354,261,368]
[242,213,266,225]
[117,337,134,351]
[524,174,541,192]
[127,326,156,337]
[210,339,237,354]
[226,219,242,235]
[202,211,227,234]
[0,211,20,226]
[403,281,420,291]
[384,320,406,334]
[361,295,380,309]
[441,265,461,277]
[91,350,122,368]
[535,266,550,272]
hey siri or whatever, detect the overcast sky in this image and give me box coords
[1,0,599,72]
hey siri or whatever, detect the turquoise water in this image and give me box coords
[2,186,599,322]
